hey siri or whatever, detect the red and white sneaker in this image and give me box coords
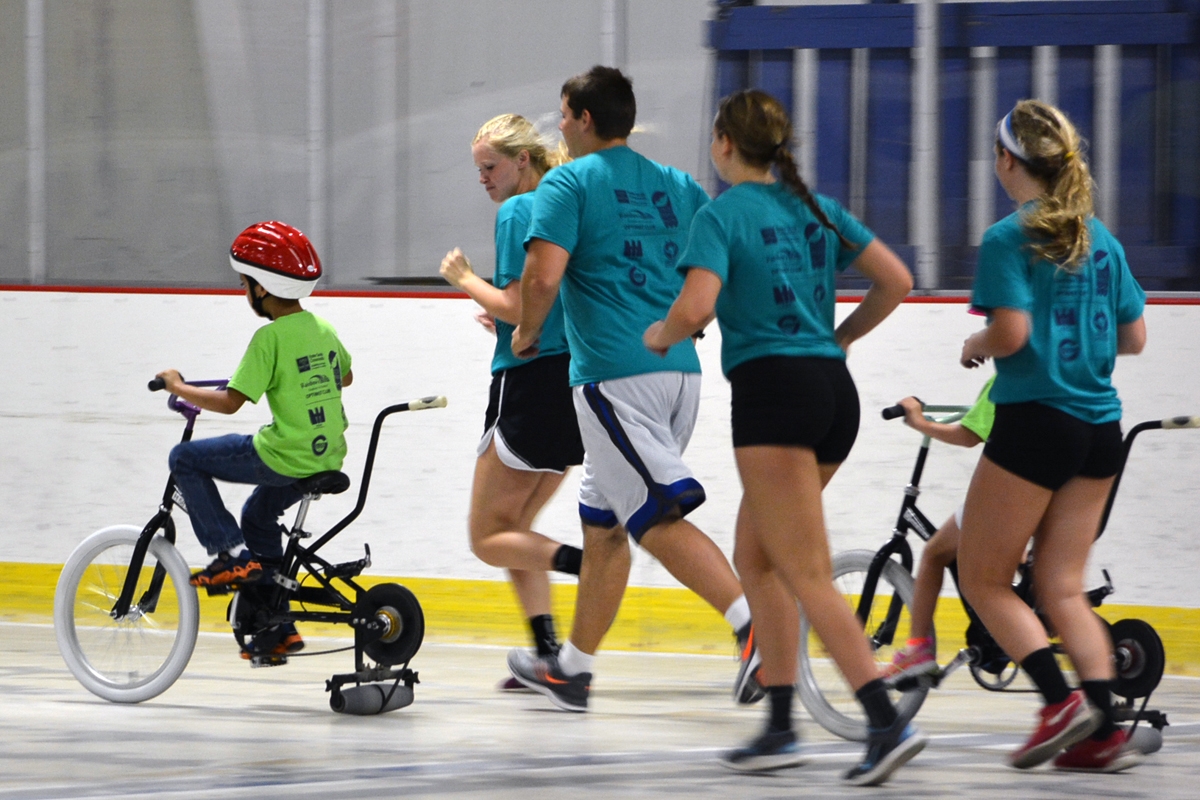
[883,638,938,683]
[1010,689,1103,769]
[1053,728,1142,773]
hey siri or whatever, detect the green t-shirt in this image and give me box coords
[960,375,996,442]
[228,311,352,478]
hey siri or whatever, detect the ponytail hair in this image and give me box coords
[473,113,567,177]
[1000,99,1094,270]
[714,89,856,251]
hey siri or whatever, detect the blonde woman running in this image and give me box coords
[958,100,1147,773]
[440,114,583,689]
[644,89,920,786]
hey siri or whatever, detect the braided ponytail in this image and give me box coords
[715,90,856,251]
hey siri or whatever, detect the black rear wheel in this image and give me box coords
[362,583,424,666]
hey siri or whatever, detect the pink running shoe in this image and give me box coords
[882,638,938,683]
[1053,728,1142,773]
[1010,689,1103,769]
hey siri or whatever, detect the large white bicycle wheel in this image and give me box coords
[797,549,931,741]
[54,524,199,703]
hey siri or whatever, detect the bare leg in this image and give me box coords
[639,516,742,616]
[733,499,799,685]
[568,523,632,655]
[909,517,961,641]
[469,442,570,618]
[957,456,1052,663]
[735,446,880,691]
[1032,475,1116,681]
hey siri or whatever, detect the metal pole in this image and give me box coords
[1094,44,1121,232]
[969,46,997,245]
[849,48,870,220]
[307,0,328,262]
[1033,45,1058,106]
[602,0,626,70]
[26,0,46,284]
[795,48,818,189]
[911,0,940,289]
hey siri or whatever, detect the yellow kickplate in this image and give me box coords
[10,561,1199,674]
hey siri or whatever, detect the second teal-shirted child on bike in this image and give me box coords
[156,220,353,658]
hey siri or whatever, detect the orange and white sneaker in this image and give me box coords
[189,550,262,587]
[1010,689,1103,769]
[1053,728,1142,773]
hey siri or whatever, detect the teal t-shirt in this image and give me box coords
[971,211,1145,424]
[525,145,709,385]
[228,311,352,478]
[490,192,569,373]
[677,183,874,377]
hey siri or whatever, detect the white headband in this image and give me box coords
[996,111,1029,162]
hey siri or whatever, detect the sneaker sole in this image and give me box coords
[720,750,807,773]
[846,731,928,787]
[511,673,588,713]
[1010,707,1103,770]
[1055,750,1142,774]
[497,677,537,693]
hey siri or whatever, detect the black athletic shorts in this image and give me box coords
[728,355,860,463]
[481,352,584,472]
[983,401,1123,491]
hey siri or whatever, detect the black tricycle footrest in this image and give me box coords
[204,584,233,596]
[325,557,370,580]
[326,666,419,694]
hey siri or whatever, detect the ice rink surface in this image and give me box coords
[2,622,1197,800]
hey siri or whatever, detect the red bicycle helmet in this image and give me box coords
[229,221,322,299]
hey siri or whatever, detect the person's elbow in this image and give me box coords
[342,369,354,388]
[218,388,248,415]
[1117,317,1147,355]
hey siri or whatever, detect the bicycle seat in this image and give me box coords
[294,471,351,496]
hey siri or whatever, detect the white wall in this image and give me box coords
[4,290,1199,606]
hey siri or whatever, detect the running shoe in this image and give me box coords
[721,728,806,772]
[190,550,262,587]
[844,720,927,786]
[507,649,590,712]
[734,622,765,704]
[1053,727,1142,773]
[883,638,939,684]
[1009,689,1102,769]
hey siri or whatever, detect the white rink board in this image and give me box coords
[3,290,1198,606]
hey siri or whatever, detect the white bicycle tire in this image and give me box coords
[797,549,931,741]
[54,524,199,703]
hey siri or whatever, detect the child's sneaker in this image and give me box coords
[733,622,765,704]
[844,720,927,786]
[1053,728,1142,773]
[240,622,304,660]
[507,649,590,712]
[1009,689,1102,769]
[190,550,262,587]
[883,638,938,684]
[720,728,806,772]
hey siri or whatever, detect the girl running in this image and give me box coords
[643,89,921,786]
[957,99,1146,773]
[440,114,584,689]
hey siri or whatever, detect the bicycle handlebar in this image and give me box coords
[881,404,907,420]
[1162,415,1200,430]
[148,376,166,392]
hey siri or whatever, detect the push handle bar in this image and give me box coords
[1162,415,1200,430]
[881,402,911,420]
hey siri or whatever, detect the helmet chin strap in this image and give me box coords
[244,276,275,320]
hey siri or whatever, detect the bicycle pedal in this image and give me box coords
[325,558,369,579]
[204,585,233,596]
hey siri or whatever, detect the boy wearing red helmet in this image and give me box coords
[156,221,353,657]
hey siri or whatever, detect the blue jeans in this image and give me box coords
[168,434,303,560]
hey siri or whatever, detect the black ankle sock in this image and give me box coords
[856,678,899,730]
[766,684,794,733]
[1081,679,1118,739]
[552,544,583,576]
[530,614,559,657]
[1020,647,1072,706]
